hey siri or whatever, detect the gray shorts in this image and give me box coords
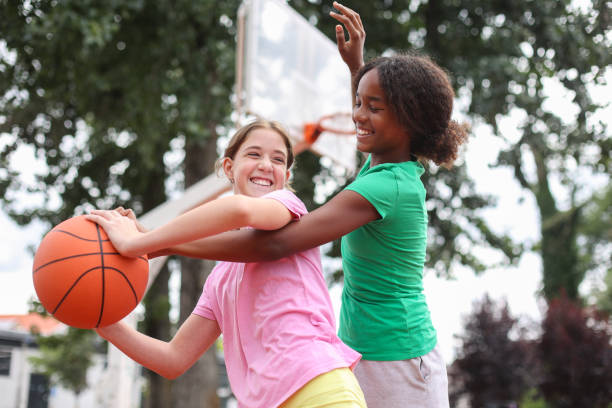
[353,344,449,408]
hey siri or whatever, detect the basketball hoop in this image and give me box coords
[303,112,355,144]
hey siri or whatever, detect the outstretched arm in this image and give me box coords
[155,189,379,262]
[86,194,292,257]
[96,314,220,380]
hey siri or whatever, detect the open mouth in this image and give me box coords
[356,128,373,137]
[250,177,273,187]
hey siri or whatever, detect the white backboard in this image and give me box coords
[236,0,357,172]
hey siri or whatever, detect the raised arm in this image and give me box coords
[330,2,366,103]
[157,189,379,262]
[86,194,292,257]
[96,314,220,379]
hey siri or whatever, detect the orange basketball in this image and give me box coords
[32,215,149,329]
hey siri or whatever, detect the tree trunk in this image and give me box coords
[141,262,173,408]
[540,207,581,300]
[172,256,219,408]
[170,133,220,407]
[530,144,582,301]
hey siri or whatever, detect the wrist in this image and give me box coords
[349,62,364,76]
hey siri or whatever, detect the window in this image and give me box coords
[0,348,11,376]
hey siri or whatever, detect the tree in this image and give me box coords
[292,0,520,277]
[1,1,239,406]
[450,295,536,407]
[292,0,612,296]
[581,185,612,313]
[538,293,612,407]
[3,0,610,402]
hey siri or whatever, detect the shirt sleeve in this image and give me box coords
[262,189,308,219]
[344,169,398,219]
[192,276,216,321]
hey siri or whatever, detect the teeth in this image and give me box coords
[357,128,372,135]
[251,178,272,186]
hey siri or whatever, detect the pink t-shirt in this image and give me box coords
[193,189,361,408]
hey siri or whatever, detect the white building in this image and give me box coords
[0,314,110,408]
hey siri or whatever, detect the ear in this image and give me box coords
[222,157,234,182]
[285,169,291,185]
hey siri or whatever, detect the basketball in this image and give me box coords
[32,215,149,329]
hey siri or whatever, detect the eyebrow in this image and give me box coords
[242,145,287,157]
[356,92,384,102]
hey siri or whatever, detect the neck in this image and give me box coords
[369,151,414,167]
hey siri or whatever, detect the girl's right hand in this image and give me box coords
[330,1,365,75]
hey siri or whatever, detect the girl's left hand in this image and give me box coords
[330,1,365,75]
[85,209,144,257]
[114,206,149,233]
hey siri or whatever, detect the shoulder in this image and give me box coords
[346,165,400,198]
[262,189,308,217]
[345,161,425,216]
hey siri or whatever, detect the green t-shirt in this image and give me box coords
[338,155,437,360]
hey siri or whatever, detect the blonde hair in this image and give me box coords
[216,119,295,189]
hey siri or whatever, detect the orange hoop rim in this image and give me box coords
[303,112,355,144]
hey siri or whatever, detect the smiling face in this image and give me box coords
[222,128,291,197]
[353,68,412,166]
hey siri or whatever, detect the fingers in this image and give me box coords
[335,24,346,49]
[330,2,364,34]
[114,206,137,220]
[329,1,366,74]
[86,209,127,226]
[84,213,109,228]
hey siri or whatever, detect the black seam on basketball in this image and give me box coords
[54,229,110,242]
[95,224,106,328]
[52,266,100,314]
[33,252,122,274]
[51,266,139,324]
[106,267,140,303]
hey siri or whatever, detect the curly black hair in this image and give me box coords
[354,54,468,166]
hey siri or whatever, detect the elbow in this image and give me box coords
[158,363,188,380]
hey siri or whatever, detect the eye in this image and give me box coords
[369,105,382,112]
[247,152,260,158]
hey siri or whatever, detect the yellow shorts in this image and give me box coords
[280,367,367,408]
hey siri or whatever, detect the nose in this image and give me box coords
[258,156,273,171]
[352,103,366,124]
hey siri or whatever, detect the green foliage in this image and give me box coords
[519,388,549,408]
[1,0,609,356]
[0,0,238,228]
[292,0,611,292]
[579,185,612,304]
[4,1,607,290]
[29,327,98,397]
[2,2,239,405]
[593,269,612,316]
